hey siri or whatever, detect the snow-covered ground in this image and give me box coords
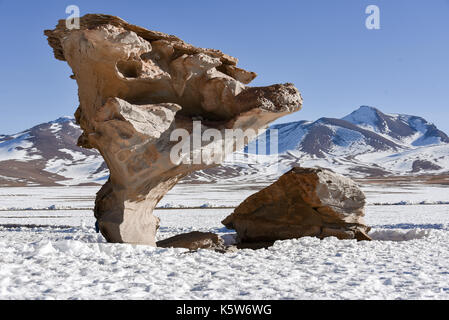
[1,183,449,299]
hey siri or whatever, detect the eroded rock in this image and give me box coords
[44,14,302,245]
[222,167,371,243]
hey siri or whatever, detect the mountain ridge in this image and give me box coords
[1,106,448,186]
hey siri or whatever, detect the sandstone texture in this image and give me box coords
[222,167,371,243]
[44,14,302,245]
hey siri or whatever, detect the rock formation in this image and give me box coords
[44,14,302,245]
[156,232,226,252]
[222,167,371,243]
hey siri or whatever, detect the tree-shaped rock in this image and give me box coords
[45,14,302,245]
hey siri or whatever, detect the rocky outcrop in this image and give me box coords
[44,14,302,245]
[157,231,226,252]
[222,167,371,243]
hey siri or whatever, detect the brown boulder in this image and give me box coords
[156,232,225,252]
[222,167,371,242]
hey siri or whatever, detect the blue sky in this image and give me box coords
[0,0,448,134]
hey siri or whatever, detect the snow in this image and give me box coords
[261,141,449,179]
[2,110,449,187]
[0,186,98,210]
[1,183,449,299]
[58,149,87,161]
[49,123,62,134]
[0,175,20,182]
[261,122,308,153]
[0,133,42,162]
[331,127,364,148]
[44,156,107,186]
[412,134,442,147]
[325,125,375,157]
[343,108,444,148]
[48,117,74,139]
[342,106,382,132]
[231,107,449,180]
[355,144,449,175]
[363,183,449,205]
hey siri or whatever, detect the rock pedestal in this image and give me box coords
[222,167,371,243]
[45,14,302,245]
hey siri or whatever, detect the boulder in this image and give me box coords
[44,14,302,245]
[156,231,225,251]
[222,167,371,243]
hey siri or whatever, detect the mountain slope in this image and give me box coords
[234,106,449,179]
[1,106,448,186]
[202,106,449,182]
[0,117,107,187]
[342,106,449,146]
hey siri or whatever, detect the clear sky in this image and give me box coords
[0,0,448,134]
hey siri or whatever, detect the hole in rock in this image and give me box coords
[116,60,142,78]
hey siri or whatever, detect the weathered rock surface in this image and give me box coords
[222,167,371,243]
[44,14,302,245]
[156,231,226,252]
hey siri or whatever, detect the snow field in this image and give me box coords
[1,184,449,299]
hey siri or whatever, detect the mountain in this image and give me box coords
[0,117,107,187]
[197,106,449,182]
[231,106,449,179]
[1,106,448,186]
[342,106,449,146]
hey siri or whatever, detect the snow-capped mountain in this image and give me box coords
[342,106,449,147]
[231,106,449,179]
[1,106,448,186]
[194,106,449,182]
[0,117,107,187]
